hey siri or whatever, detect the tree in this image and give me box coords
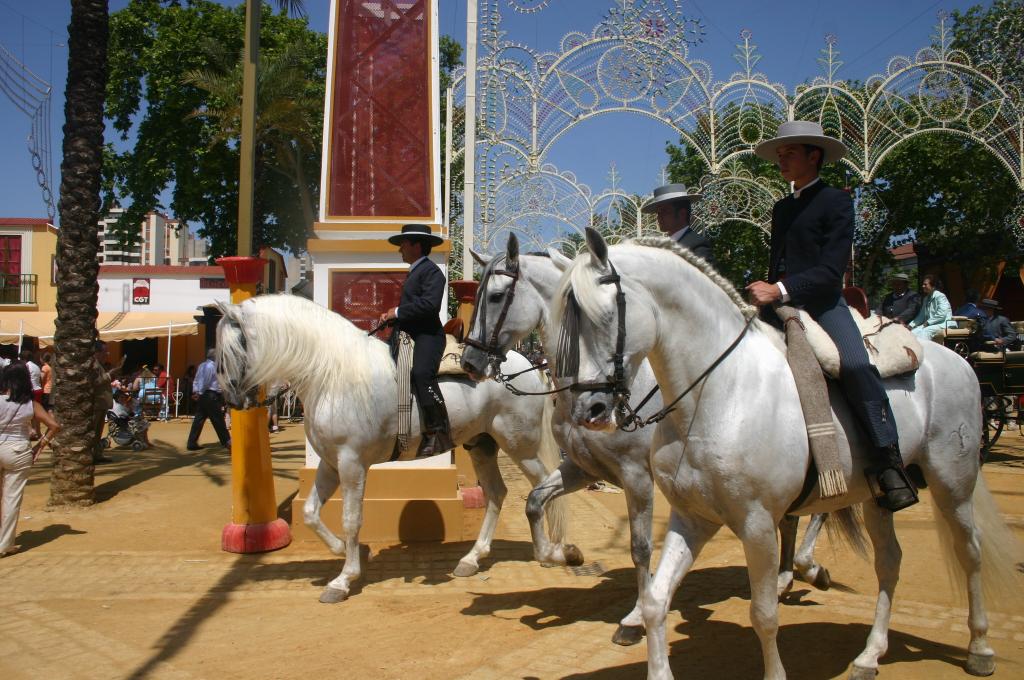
[104,1,323,257]
[49,0,109,506]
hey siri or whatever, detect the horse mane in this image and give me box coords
[225,294,392,413]
[551,236,758,372]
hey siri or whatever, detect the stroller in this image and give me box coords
[102,409,148,452]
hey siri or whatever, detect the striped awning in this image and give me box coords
[0,311,200,347]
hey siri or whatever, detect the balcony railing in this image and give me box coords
[0,274,37,304]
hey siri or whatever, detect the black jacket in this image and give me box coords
[677,228,716,268]
[983,314,1016,345]
[396,257,445,337]
[877,290,921,324]
[767,181,852,312]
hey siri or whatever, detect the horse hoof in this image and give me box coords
[318,587,348,604]
[811,566,831,591]
[777,575,794,599]
[563,544,585,567]
[966,652,995,676]
[611,624,645,646]
[452,561,479,577]
[848,665,877,680]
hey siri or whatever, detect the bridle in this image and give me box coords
[464,255,521,373]
[559,262,757,432]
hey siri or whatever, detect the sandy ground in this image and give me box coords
[0,417,1022,680]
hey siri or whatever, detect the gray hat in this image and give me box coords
[387,223,444,247]
[640,183,703,214]
[888,272,910,282]
[980,298,1001,310]
[754,120,848,164]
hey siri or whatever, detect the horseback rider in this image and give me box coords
[745,121,918,512]
[378,224,455,458]
[642,183,716,267]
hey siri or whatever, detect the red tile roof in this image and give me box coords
[0,218,54,226]
[99,265,225,276]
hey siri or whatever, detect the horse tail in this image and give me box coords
[537,387,569,545]
[825,507,869,560]
[933,474,1024,610]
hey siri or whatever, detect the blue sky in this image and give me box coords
[0,0,988,224]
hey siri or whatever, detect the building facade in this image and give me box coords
[98,208,209,266]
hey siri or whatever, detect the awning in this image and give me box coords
[0,311,200,347]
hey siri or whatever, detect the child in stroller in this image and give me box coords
[103,390,151,451]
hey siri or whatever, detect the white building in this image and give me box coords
[96,264,231,313]
[98,208,209,266]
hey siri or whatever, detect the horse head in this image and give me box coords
[214,300,262,410]
[552,228,657,431]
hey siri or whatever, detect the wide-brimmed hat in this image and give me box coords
[980,298,1002,310]
[754,120,848,164]
[888,272,910,282]
[387,223,444,247]
[640,183,703,214]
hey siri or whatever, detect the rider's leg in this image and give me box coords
[410,331,453,457]
[814,299,917,511]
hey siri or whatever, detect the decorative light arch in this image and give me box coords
[448,1,1024,262]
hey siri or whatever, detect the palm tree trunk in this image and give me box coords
[49,0,109,507]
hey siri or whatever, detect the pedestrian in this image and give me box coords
[186,349,231,451]
[0,362,61,557]
[91,341,115,464]
[39,353,53,412]
[19,351,43,439]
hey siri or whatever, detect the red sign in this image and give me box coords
[132,278,151,305]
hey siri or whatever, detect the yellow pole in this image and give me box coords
[237,0,258,257]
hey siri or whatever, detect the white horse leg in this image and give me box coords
[320,456,367,604]
[524,458,592,567]
[778,515,798,598]
[794,512,831,590]
[612,474,655,646]
[517,454,583,567]
[643,511,719,680]
[453,439,507,577]
[930,484,995,676]
[849,502,901,679]
[302,461,345,556]
[739,510,787,680]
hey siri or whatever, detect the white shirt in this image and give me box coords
[26,361,42,391]
[776,177,822,302]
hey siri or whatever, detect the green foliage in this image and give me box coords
[104,0,325,257]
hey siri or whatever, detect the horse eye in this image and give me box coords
[488,291,504,303]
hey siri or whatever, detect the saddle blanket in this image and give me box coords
[792,309,923,379]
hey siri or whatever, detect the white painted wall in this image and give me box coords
[97,274,231,312]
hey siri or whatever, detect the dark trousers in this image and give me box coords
[187,390,231,447]
[812,298,898,449]
[409,329,449,433]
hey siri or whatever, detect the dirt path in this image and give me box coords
[0,420,1021,679]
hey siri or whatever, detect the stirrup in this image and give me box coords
[415,431,454,458]
[865,464,919,512]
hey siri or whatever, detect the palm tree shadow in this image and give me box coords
[93,443,228,502]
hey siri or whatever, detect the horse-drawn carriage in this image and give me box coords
[936,317,1024,453]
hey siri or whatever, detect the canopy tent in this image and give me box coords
[0,311,200,347]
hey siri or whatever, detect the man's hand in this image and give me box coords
[192,394,200,402]
[745,281,782,307]
[377,307,397,326]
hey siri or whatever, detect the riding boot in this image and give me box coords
[866,443,919,512]
[416,388,455,458]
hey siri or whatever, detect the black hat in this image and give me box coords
[387,223,444,247]
[980,298,1001,310]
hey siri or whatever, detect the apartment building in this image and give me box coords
[98,208,209,266]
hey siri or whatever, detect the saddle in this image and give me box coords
[792,308,924,379]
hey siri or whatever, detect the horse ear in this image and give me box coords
[470,249,491,268]
[506,233,519,269]
[547,248,572,272]
[585,227,609,268]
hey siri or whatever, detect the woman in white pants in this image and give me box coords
[0,362,60,557]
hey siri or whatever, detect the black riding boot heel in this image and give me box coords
[416,398,455,458]
[866,444,919,512]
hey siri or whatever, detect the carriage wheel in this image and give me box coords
[981,396,1009,461]
[952,340,970,359]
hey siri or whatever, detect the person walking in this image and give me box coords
[39,353,54,412]
[0,363,60,557]
[90,341,116,464]
[186,349,231,451]
[745,120,918,511]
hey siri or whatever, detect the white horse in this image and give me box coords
[461,235,834,644]
[215,294,580,603]
[551,230,1020,680]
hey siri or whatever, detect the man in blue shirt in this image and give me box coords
[186,348,231,451]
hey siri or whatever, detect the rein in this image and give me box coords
[464,256,523,377]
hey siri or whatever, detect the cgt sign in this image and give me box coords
[132,278,151,305]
